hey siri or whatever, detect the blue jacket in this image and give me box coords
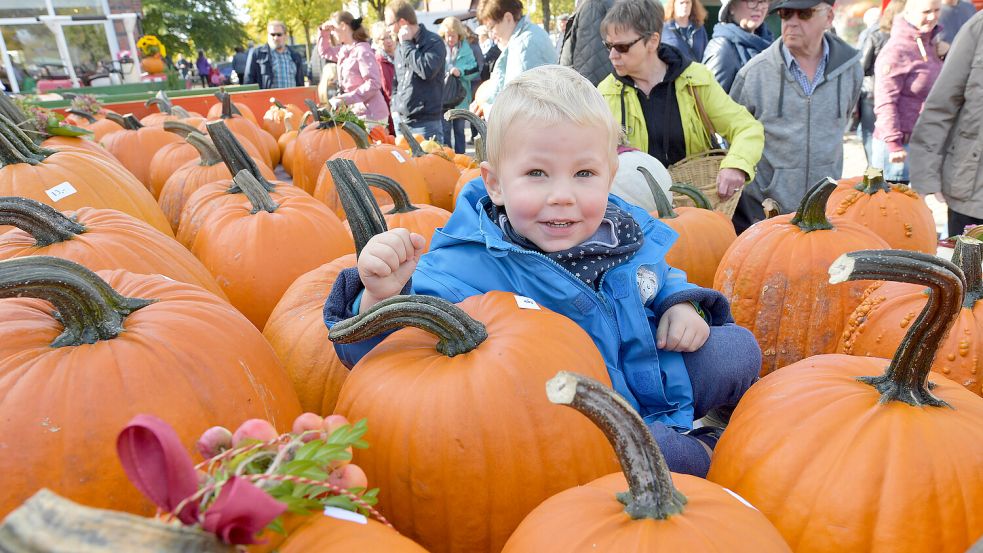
[702,22,774,93]
[485,16,557,106]
[325,179,735,430]
[662,21,708,62]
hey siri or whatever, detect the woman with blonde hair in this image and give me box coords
[663,0,708,60]
[318,11,389,127]
[439,16,480,153]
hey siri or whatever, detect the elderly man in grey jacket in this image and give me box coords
[910,10,983,237]
[729,0,861,233]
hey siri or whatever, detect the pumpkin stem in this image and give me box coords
[0,196,85,246]
[328,294,488,357]
[789,178,836,232]
[0,256,155,347]
[233,169,278,214]
[669,183,712,210]
[145,91,174,114]
[856,167,891,194]
[761,198,781,219]
[117,114,144,131]
[0,115,46,166]
[216,91,241,119]
[340,121,371,149]
[326,159,388,256]
[829,249,965,407]
[171,105,193,119]
[363,173,419,214]
[951,236,983,309]
[397,121,428,158]
[104,112,126,127]
[546,371,688,520]
[445,109,485,162]
[639,167,676,218]
[66,110,98,124]
[206,120,274,192]
[162,120,202,138]
[272,98,286,109]
[0,94,41,142]
[185,133,223,167]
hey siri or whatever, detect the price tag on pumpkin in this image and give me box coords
[390,150,406,163]
[324,506,368,524]
[514,295,541,310]
[45,182,77,202]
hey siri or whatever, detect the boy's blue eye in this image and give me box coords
[576,170,595,177]
[527,169,545,177]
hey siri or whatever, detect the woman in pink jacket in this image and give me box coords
[319,11,390,128]
[873,0,944,183]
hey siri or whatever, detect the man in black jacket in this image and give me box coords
[560,0,614,86]
[243,21,305,89]
[385,0,446,143]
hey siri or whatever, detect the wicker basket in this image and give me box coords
[667,149,741,218]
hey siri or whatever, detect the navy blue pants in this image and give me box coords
[647,323,760,478]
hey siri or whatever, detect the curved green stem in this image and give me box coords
[0,115,46,166]
[328,294,488,357]
[855,167,890,194]
[951,236,983,309]
[669,183,712,210]
[205,120,273,192]
[363,173,419,214]
[216,91,241,119]
[162,120,202,138]
[397,121,427,158]
[0,196,85,246]
[445,109,485,162]
[326,158,388,255]
[0,93,33,131]
[829,249,965,407]
[0,256,155,347]
[340,121,370,149]
[272,98,286,109]
[789,177,836,232]
[546,371,687,519]
[104,112,126,127]
[233,169,278,214]
[638,166,675,218]
[121,114,144,130]
[186,133,223,166]
[171,105,193,118]
[145,91,174,114]
[66,110,97,124]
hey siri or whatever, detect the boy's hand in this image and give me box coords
[358,229,426,313]
[656,303,710,352]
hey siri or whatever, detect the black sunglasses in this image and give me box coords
[777,7,822,20]
[602,35,648,54]
[269,32,284,37]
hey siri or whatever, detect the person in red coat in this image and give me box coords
[371,21,397,134]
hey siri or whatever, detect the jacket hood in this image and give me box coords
[711,21,775,45]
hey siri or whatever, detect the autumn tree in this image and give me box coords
[142,0,248,58]
[245,0,342,60]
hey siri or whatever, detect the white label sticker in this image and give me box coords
[514,295,541,310]
[390,150,406,163]
[45,182,77,202]
[323,506,368,524]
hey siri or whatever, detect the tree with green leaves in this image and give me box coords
[141,0,249,59]
[245,0,342,60]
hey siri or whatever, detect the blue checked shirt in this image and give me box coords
[270,48,296,89]
[782,37,829,96]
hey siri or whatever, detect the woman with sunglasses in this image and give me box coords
[702,0,773,92]
[598,0,764,205]
[318,11,390,128]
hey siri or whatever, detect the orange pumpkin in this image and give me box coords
[290,101,359,194]
[839,236,983,396]
[368,125,395,145]
[186,169,355,328]
[206,94,257,124]
[159,133,276,232]
[40,135,121,167]
[640,168,736,288]
[264,159,388,417]
[206,91,278,167]
[330,293,619,553]
[147,122,204,201]
[0,197,226,300]
[140,91,204,127]
[827,167,938,252]
[397,121,461,211]
[503,371,791,553]
[99,114,184,195]
[713,178,890,375]
[314,123,431,217]
[708,249,983,553]
[261,98,305,139]
[447,109,485,208]
[276,513,428,552]
[0,114,172,237]
[0,256,301,518]
[355,173,450,251]
[64,109,124,141]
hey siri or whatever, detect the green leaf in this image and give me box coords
[47,123,92,137]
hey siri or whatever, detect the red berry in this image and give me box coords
[196,426,232,459]
[292,412,324,442]
[232,419,278,447]
[328,463,367,491]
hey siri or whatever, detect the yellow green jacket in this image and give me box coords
[598,62,763,182]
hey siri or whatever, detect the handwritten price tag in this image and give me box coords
[390,150,406,163]
[45,182,77,202]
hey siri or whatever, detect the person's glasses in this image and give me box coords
[602,35,648,54]
[269,32,284,37]
[777,7,821,20]
[742,0,769,7]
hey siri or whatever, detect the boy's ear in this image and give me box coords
[480,161,505,206]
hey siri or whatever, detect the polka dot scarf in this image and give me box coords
[487,202,644,290]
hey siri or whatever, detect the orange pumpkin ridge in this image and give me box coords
[291,100,359,194]
[446,109,486,209]
[501,371,790,553]
[398,121,461,211]
[359,172,451,251]
[708,249,983,553]
[99,113,185,194]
